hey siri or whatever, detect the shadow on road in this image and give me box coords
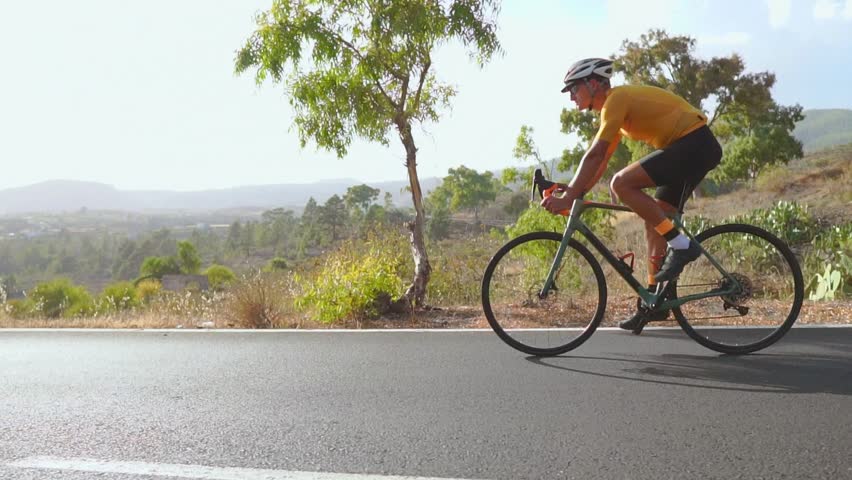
[527,351,852,395]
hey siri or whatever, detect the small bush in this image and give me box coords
[205,264,237,290]
[4,299,34,319]
[506,190,614,240]
[295,229,408,323]
[136,279,162,304]
[29,278,94,318]
[263,257,289,272]
[227,272,292,328]
[98,282,140,313]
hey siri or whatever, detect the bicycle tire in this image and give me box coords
[672,223,804,354]
[481,231,607,356]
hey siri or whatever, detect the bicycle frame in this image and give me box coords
[540,197,742,311]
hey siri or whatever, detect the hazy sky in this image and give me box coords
[1,0,851,191]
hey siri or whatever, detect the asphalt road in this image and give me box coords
[1,327,850,480]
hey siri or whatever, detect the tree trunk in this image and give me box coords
[395,119,431,308]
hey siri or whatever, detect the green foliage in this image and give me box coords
[29,278,94,318]
[507,206,567,238]
[682,214,716,236]
[263,257,289,272]
[98,282,140,313]
[140,256,181,280]
[809,264,842,301]
[344,184,380,214]
[503,125,563,189]
[805,222,852,299]
[426,204,452,241]
[712,104,804,182]
[320,195,348,241]
[235,0,501,157]
[295,230,408,323]
[729,201,817,246]
[205,264,237,290]
[506,190,614,239]
[177,240,202,274]
[429,165,500,221]
[4,299,33,319]
[135,279,162,304]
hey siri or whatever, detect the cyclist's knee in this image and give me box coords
[609,173,628,197]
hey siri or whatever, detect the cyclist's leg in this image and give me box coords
[640,128,722,281]
[609,162,667,226]
[645,199,677,286]
[611,165,673,330]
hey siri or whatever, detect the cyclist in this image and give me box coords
[541,58,723,330]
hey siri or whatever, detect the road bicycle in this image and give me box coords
[481,169,804,356]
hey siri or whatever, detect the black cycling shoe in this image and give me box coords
[654,241,702,283]
[618,305,671,334]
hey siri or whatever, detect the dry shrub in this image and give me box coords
[225,272,300,328]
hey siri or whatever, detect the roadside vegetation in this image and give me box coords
[1,25,850,328]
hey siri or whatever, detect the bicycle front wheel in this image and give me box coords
[672,223,804,354]
[481,231,607,356]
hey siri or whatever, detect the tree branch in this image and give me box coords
[413,56,431,114]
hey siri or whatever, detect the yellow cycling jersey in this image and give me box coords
[594,85,707,149]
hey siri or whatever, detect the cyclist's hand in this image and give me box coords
[541,186,579,214]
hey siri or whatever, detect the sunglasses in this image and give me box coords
[568,83,582,96]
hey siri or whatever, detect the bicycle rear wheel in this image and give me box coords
[672,223,804,354]
[481,231,607,356]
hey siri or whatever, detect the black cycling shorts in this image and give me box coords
[638,125,722,209]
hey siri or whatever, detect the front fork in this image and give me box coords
[538,197,586,299]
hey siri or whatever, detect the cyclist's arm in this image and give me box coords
[566,138,615,193]
[567,93,624,194]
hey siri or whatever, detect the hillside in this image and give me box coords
[794,109,852,153]
[0,177,442,215]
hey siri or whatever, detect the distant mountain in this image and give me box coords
[794,109,852,152]
[0,178,443,215]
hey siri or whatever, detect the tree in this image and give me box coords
[177,240,201,274]
[140,256,181,280]
[711,104,804,181]
[299,197,324,252]
[429,165,499,221]
[320,195,348,241]
[344,184,380,214]
[235,0,502,306]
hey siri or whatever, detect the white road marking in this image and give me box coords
[0,324,849,333]
[7,456,486,480]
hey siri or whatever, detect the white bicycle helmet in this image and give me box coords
[561,58,614,92]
